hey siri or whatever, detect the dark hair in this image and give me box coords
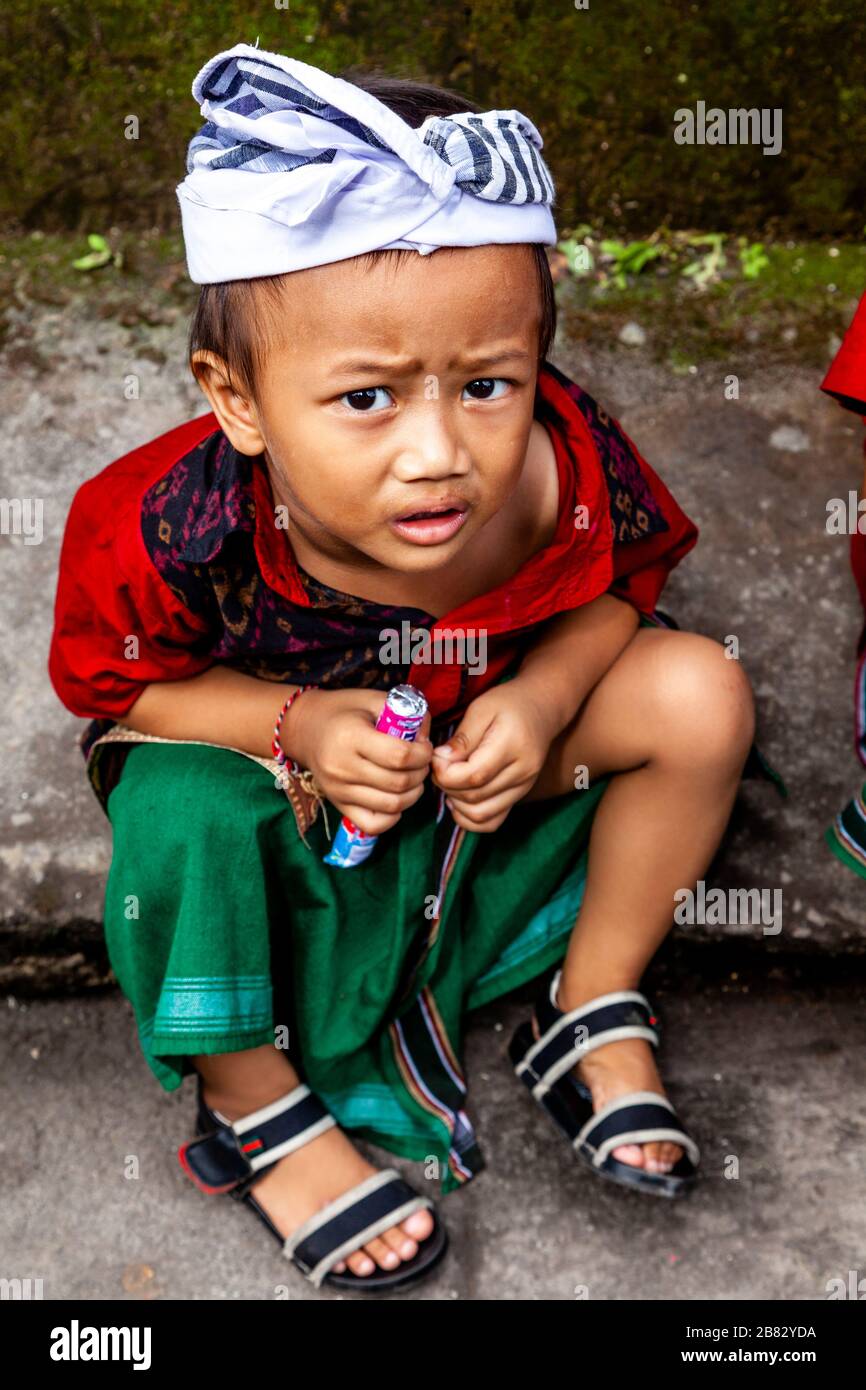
[187,71,557,401]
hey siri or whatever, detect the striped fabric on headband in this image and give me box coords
[176,42,557,283]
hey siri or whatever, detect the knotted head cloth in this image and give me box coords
[176,41,558,283]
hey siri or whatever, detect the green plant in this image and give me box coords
[557,236,595,276]
[72,233,122,272]
[739,240,770,280]
[680,233,726,288]
[599,238,665,289]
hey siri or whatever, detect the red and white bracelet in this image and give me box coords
[272,684,314,786]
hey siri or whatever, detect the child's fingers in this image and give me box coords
[431,733,508,792]
[337,782,426,835]
[354,750,430,795]
[446,783,529,831]
[340,778,427,815]
[338,804,401,836]
[355,725,434,774]
[432,756,525,804]
[429,700,510,786]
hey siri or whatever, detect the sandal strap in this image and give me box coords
[516,973,658,1100]
[285,1169,434,1288]
[178,1083,336,1195]
[576,1092,701,1168]
[536,969,658,1038]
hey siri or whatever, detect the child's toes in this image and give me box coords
[612,1142,646,1168]
[402,1208,434,1243]
[346,1249,376,1277]
[644,1140,679,1172]
[364,1235,401,1270]
[382,1227,416,1262]
[375,1234,414,1267]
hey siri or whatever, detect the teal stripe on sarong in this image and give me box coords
[465,850,588,1008]
[152,975,273,1033]
[317,1084,437,1143]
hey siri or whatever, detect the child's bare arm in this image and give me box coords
[429,592,640,831]
[510,591,641,739]
[120,665,307,760]
[120,667,433,835]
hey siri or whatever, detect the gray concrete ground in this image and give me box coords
[2,289,866,1301]
[2,946,864,1300]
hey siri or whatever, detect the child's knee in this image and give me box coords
[650,632,755,765]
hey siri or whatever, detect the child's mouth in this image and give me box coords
[389,505,469,545]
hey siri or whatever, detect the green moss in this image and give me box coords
[557,240,865,364]
[2,1,866,237]
[0,228,196,322]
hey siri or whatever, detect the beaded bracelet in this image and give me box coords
[272,684,314,787]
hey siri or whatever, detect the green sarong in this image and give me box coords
[103,738,609,1196]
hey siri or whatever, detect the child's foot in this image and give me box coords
[530,982,684,1175]
[202,1085,434,1278]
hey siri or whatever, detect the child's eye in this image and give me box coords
[337,378,511,411]
[462,377,510,401]
[339,387,393,413]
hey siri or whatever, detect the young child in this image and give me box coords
[821,290,866,877]
[48,42,758,1292]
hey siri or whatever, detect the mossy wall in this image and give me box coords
[2,0,864,237]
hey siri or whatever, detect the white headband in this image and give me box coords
[175,41,558,283]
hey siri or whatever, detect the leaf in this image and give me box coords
[680,232,726,287]
[72,232,115,271]
[72,249,112,271]
[598,238,664,286]
[739,241,770,279]
[685,233,725,251]
[623,244,663,274]
[557,238,594,276]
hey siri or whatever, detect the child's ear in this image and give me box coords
[190,350,266,457]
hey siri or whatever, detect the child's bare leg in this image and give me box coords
[521,627,755,1172]
[193,1045,433,1277]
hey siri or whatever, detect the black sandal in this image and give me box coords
[509,968,700,1198]
[178,1076,448,1291]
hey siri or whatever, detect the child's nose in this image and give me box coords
[393,405,469,475]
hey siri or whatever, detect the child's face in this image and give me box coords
[238,243,543,581]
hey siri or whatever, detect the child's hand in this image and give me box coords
[289,686,434,836]
[430,679,558,833]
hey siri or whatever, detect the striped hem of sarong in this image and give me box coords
[389,985,483,1188]
[149,974,273,1036]
[826,788,866,882]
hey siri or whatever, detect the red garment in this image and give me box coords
[821,288,866,620]
[48,361,698,742]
